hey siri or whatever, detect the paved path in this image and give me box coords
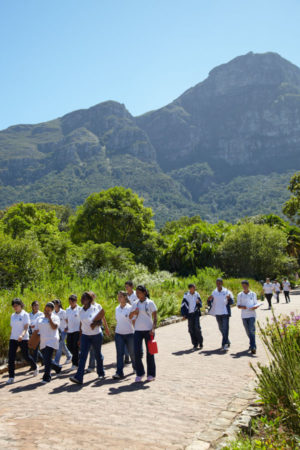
[0,292,299,449]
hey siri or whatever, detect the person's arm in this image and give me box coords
[197,295,202,308]
[90,309,105,329]
[102,316,110,336]
[237,294,247,310]
[65,316,68,332]
[129,305,139,320]
[18,323,29,342]
[151,311,157,336]
[250,293,259,310]
[49,315,59,330]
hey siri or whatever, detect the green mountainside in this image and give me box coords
[0,52,299,226]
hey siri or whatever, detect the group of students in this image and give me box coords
[262,278,291,308]
[6,281,157,385]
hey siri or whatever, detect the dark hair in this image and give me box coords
[81,291,94,303]
[188,283,196,289]
[136,285,150,298]
[118,291,130,303]
[31,300,39,307]
[87,291,96,299]
[216,278,223,283]
[241,280,249,285]
[52,299,62,307]
[69,294,77,301]
[12,298,24,308]
[125,280,133,287]
[45,302,55,310]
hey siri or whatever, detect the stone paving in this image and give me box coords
[0,292,299,449]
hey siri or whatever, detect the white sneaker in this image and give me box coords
[223,344,229,351]
[65,358,72,365]
[85,368,95,373]
[6,377,14,385]
[33,367,39,377]
[70,365,78,371]
[135,376,144,382]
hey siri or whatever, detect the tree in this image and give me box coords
[217,223,297,279]
[283,172,300,225]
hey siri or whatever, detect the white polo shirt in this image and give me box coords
[263,283,274,294]
[80,304,103,336]
[209,288,233,316]
[237,290,258,319]
[128,291,138,305]
[115,304,134,335]
[274,282,281,293]
[183,291,201,313]
[131,299,157,331]
[66,305,81,333]
[10,310,30,340]
[29,311,44,331]
[282,281,291,291]
[54,308,67,332]
[36,314,60,350]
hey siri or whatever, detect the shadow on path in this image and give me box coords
[201,349,226,356]
[108,382,150,395]
[172,348,196,356]
[231,350,257,359]
[9,381,42,393]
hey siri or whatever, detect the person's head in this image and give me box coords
[81,291,93,309]
[136,285,149,301]
[118,291,129,306]
[188,283,196,294]
[31,301,39,314]
[44,302,55,316]
[283,277,287,281]
[52,299,62,312]
[266,278,270,283]
[12,298,24,313]
[241,280,250,292]
[69,294,77,308]
[216,278,223,291]
[87,291,96,304]
[125,281,134,294]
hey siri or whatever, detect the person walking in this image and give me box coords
[34,302,62,383]
[29,301,44,364]
[237,280,260,354]
[69,292,105,385]
[273,280,281,304]
[6,298,38,385]
[207,278,234,351]
[112,291,135,379]
[125,281,138,305]
[282,278,291,303]
[66,294,81,371]
[181,284,203,350]
[129,285,157,382]
[53,299,72,366]
[263,278,274,310]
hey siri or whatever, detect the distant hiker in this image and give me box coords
[263,278,274,310]
[29,301,44,364]
[282,278,291,303]
[207,278,234,351]
[6,298,38,385]
[53,299,72,366]
[66,294,81,371]
[237,280,260,354]
[181,284,203,350]
[129,285,157,382]
[273,280,281,304]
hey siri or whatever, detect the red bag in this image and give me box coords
[148,334,158,355]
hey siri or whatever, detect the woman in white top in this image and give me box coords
[33,302,62,383]
[273,280,281,304]
[29,301,44,364]
[129,285,157,383]
[53,299,72,366]
[6,298,38,385]
[263,278,274,310]
[113,291,135,380]
[70,292,105,385]
[282,278,291,303]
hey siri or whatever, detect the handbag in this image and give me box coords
[147,333,158,355]
[28,332,40,350]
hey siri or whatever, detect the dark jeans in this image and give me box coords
[265,293,273,308]
[32,345,44,364]
[8,339,37,378]
[88,346,104,369]
[242,317,256,350]
[275,292,280,303]
[67,331,80,367]
[76,333,104,382]
[41,346,61,382]
[187,312,203,347]
[283,291,290,303]
[216,315,230,347]
[115,333,135,376]
[134,330,156,378]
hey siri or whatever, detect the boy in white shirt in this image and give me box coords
[66,294,81,370]
[181,284,203,350]
[237,280,260,354]
[273,280,281,304]
[263,278,274,310]
[29,300,44,364]
[282,278,291,303]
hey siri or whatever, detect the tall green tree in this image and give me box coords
[283,172,300,225]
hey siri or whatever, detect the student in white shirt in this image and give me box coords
[33,302,62,383]
[66,295,81,370]
[53,299,72,366]
[181,284,203,350]
[273,280,281,304]
[70,292,106,385]
[237,280,260,354]
[29,301,44,364]
[263,278,274,310]
[129,285,157,382]
[282,278,291,303]
[124,281,138,364]
[112,291,135,379]
[6,298,38,385]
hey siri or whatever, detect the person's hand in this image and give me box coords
[207,295,213,302]
[77,340,80,348]
[64,327,68,332]
[90,322,97,330]
[31,325,35,329]
[150,329,155,338]
[196,299,200,304]
[226,295,231,300]
[105,326,110,336]
[133,308,139,316]
[18,335,23,342]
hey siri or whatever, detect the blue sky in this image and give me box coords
[1,0,300,130]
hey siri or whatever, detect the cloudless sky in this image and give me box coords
[0,0,300,130]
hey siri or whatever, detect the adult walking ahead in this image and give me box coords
[181,284,203,350]
[207,278,234,351]
[237,280,260,354]
[263,278,274,310]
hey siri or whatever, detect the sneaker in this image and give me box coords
[69,376,82,385]
[6,377,14,385]
[251,348,257,355]
[55,366,62,375]
[147,375,155,382]
[112,373,123,380]
[223,344,229,351]
[135,376,144,382]
[33,367,39,377]
[199,345,203,350]
[96,376,105,381]
[65,358,72,365]
[70,365,78,371]
[192,346,198,351]
[41,379,50,384]
[85,368,95,373]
